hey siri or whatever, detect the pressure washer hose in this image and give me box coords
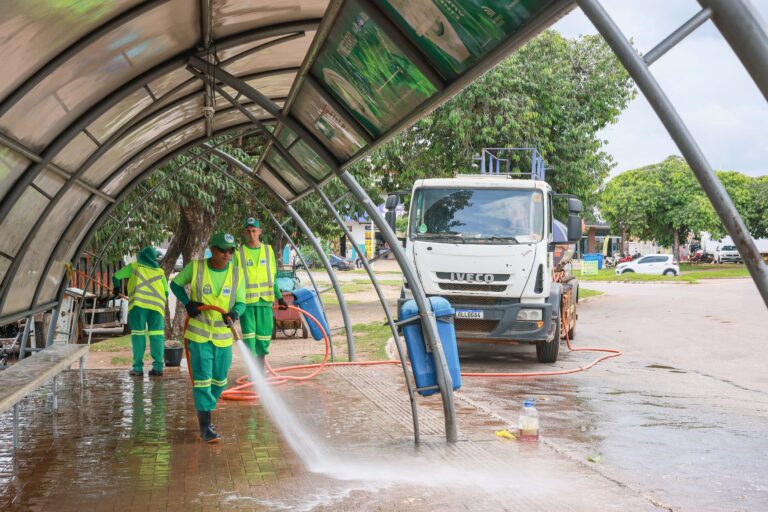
[183,302,622,402]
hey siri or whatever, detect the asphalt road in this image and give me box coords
[456,279,768,511]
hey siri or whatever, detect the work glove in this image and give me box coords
[185,301,203,318]
[222,310,239,326]
[277,298,288,310]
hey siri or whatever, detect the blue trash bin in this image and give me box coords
[291,288,330,341]
[399,297,462,396]
[583,252,604,270]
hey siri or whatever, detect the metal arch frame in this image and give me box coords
[0,20,321,311]
[201,76,357,359]
[0,18,321,224]
[209,148,356,361]
[28,105,283,311]
[195,153,338,360]
[577,0,768,308]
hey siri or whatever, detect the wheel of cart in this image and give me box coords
[273,265,308,339]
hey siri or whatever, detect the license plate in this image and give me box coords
[456,309,483,319]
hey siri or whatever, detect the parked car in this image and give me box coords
[714,244,742,264]
[615,254,679,276]
[329,254,354,271]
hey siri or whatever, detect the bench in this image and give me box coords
[0,343,89,450]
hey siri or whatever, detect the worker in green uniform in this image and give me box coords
[235,217,287,375]
[170,233,245,443]
[112,246,169,378]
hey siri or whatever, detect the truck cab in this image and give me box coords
[397,159,582,363]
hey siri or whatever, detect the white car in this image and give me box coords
[714,244,742,263]
[615,254,680,276]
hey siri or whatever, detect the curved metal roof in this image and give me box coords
[0,0,573,321]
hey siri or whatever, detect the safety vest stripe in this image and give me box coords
[134,273,165,301]
[194,260,203,301]
[211,378,227,387]
[245,281,272,289]
[134,286,165,303]
[193,379,211,388]
[229,264,239,311]
[129,296,166,311]
[188,319,233,341]
[186,324,212,339]
[131,330,146,335]
[242,333,256,339]
[255,334,272,341]
[147,330,164,336]
[239,247,250,289]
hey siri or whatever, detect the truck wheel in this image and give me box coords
[567,320,576,340]
[536,320,560,363]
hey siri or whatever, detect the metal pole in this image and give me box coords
[314,184,421,442]
[698,0,768,102]
[52,376,58,411]
[339,171,457,442]
[578,0,768,310]
[285,204,356,361]
[79,356,85,385]
[643,7,713,65]
[12,403,19,451]
[45,307,59,347]
[18,315,33,361]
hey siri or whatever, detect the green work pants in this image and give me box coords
[187,341,232,411]
[240,303,274,356]
[128,306,164,373]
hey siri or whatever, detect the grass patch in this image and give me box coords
[577,264,749,283]
[305,353,349,364]
[320,296,361,306]
[349,321,391,361]
[578,288,603,299]
[91,335,132,352]
[376,279,404,287]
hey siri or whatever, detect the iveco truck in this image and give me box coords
[395,148,582,363]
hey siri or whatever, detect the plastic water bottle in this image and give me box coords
[518,400,539,441]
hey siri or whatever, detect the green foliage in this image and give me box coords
[599,156,765,248]
[354,30,636,214]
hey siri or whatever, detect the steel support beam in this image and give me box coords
[18,315,33,361]
[578,0,768,310]
[339,171,457,442]
[313,182,421,441]
[644,7,713,65]
[45,307,59,348]
[698,0,768,103]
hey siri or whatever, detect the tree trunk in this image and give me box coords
[620,226,626,256]
[673,230,680,262]
[164,188,226,339]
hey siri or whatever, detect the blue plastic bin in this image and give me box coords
[291,288,330,341]
[399,297,462,396]
[583,252,604,270]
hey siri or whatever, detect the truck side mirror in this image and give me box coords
[567,214,582,243]
[385,194,399,231]
[568,197,583,214]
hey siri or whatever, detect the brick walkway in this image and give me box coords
[0,340,663,511]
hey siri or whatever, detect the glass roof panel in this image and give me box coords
[0,0,141,100]
[0,146,30,204]
[212,0,327,38]
[37,197,108,304]
[87,88,154,143]
[81,96,204,187]
[258,166,295,201]
[33,169,68,197]
[0,187,49,257]
[146,66,196,99]
[265,152,308,192]
[216,34,287,62]
[0,0,199,148]
[289,139,331,181]
[311,2,437,137]
[291,79,366,160]
[0,256,9,289]
[212,106,272,133]
[51,132,100,172]
[214,72,296,109]
[222,32,314,76]
[4,187,90,315]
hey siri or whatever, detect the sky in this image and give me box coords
[552,0,768,177]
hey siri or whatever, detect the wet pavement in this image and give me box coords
[1,347,660,511]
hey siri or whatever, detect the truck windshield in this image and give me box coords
[410,188,544,243]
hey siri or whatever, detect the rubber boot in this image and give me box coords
[197,411,220,443]
[256,355,266,377]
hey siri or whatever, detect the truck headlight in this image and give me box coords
[517,309,542,321]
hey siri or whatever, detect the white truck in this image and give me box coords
[395,152,582,363]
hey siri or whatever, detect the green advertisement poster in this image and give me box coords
[266,151,308,193]
[580,260,599,276]
[378,0,557,79]
[292,82,367,160]
[312,2,438,137]
[289,140,332,181]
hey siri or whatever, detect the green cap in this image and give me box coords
[209,232,237,249]
[243,217,261,228]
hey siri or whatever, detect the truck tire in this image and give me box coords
[536,319,560,363]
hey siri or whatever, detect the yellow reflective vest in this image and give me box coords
[127,263,167,316]
[236,244,276,304]
[184,259,241,347]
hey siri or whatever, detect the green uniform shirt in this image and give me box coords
[171,260,246,316]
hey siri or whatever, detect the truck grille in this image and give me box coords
[455,319,499,335]
[436,272,510,281]
[439,283,506,292]
[444,296,500,306]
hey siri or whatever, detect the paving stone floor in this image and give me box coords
[0,340,664,511]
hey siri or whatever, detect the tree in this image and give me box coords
[599,156,765,257]
[355,30,636,215]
